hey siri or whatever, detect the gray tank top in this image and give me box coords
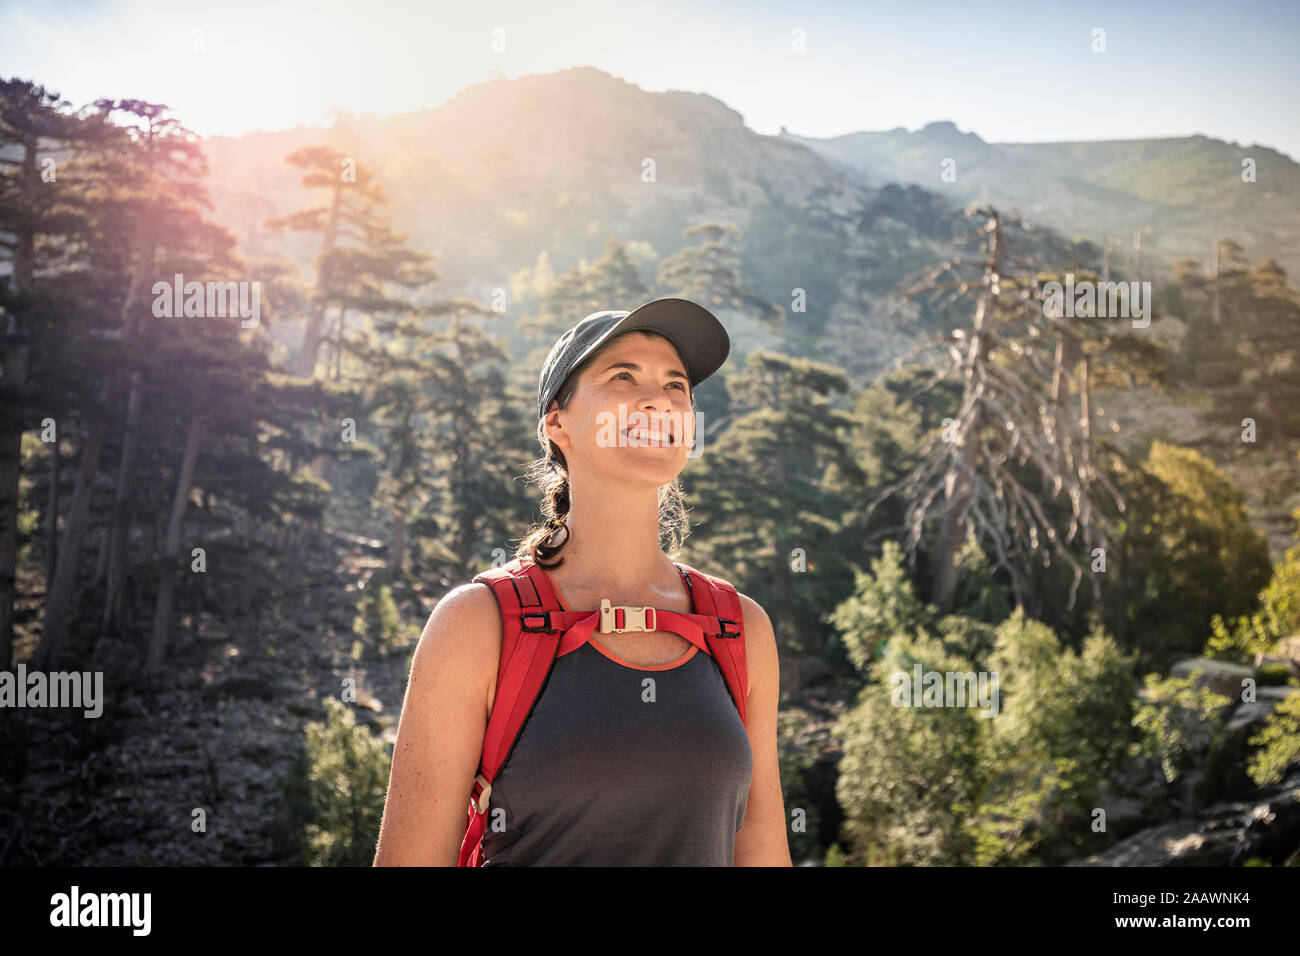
[480,591,753,866]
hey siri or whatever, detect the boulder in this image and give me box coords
[1272,634,1300,669]
[1170,658,1254,701]
[1257,684,1300,705]
[1070,770,1300,866]
[1223,701,1276,735]
[1203,685,1299,801]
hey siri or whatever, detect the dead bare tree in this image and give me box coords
[866,204,1131,613]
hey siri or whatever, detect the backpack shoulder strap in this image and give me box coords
[457,555,566,866]
[674,561,749,728]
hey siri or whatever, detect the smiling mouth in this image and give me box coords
[624,423,676,445]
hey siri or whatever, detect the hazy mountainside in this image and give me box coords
[201,67,1003,384]
[197,68,1300,556]
[785,121,1300,280]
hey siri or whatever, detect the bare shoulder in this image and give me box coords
[409,581,503,717]
[734,592,774,642]
[736,592,778,705]
[419,580,502,649]
[736,591,776,653]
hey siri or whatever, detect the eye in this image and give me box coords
[613,371,689,393]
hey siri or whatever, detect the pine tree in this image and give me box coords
[657,222,784,329]
[91,99,223,638]
[683,349,868,688]
[1172,239,1254,390]
[0,79,91,668]
[264,146,401,379]
[516,238,652,342]
[349,295,527,581]
[1199,256,1300,451]
[0,81,126,669]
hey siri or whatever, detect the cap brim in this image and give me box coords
[606,298,731,389]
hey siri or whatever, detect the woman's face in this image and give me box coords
[545,331,697,487]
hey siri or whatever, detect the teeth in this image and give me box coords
[628,425,673,443]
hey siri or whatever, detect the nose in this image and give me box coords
[635,385,685,418]
[630,389,690,441]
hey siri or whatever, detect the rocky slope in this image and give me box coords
[0,529,420,866]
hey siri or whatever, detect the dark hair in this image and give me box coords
[515,329,696,569]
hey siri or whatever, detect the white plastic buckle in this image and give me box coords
[473,773,492,813]
[599,599,656,634]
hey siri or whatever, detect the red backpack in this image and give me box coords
[457,554,749,867]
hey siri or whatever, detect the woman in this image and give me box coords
[373,297,791,866]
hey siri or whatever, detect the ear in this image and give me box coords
[543,407,567,449]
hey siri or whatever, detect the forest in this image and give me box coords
[2,72,1300,867]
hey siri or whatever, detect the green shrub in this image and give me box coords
[1207,612,1272,663]
[834,630,985,866]
[1246,692,1300,787]
[833,601,1135,866]
[270,697,391,866]
[827,539,934,674]
[1125,442,1272,661]
[1258,542,1300,640]
[353,574,410,657]
[1207,543,1300,664]
[1131,673,1232,784]
[978,611,1135,855]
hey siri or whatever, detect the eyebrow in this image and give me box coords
[600,361,690,383]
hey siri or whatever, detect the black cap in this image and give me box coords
[536,297,730,420]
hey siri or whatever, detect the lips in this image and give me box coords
[624,421,675,445]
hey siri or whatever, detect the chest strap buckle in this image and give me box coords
[472,773,492,813]
[599,599,656,634]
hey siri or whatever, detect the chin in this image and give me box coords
[608,451,685,484]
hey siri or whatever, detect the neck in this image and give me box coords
[547,475,678,599]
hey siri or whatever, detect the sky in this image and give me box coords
[3,0,1298,159]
